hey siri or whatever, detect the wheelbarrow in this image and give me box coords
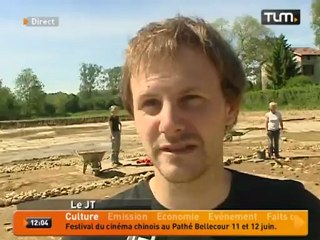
[74,150,106,176]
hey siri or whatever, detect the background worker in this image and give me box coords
[108,105,122,167]
[265,102,284,159]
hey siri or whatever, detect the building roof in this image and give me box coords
[292,47,320,56]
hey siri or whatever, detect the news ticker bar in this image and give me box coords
[14,210,308,236]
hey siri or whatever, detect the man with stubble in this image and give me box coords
[63,15,320,240]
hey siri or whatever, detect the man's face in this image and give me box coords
[112,108,119,115]
[131,48,237,183]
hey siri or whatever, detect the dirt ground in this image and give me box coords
[0,110,320,240]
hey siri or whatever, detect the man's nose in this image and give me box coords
[158,103,185,135]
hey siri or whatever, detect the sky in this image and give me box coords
[0,0,316,94]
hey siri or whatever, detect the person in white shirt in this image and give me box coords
[265,102,284,158]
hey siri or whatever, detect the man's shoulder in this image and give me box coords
[234,170,320,238]
[231,169,320,208]
[235,169,304,194]
[265,112,274,118]
[94,181,153,210]
[276,111,282,117]
[113,181,150,199]
[109,115,120,121]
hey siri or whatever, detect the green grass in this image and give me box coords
[7,86,320,122]
[242,86,320,111]
[69,109,129,117]
[69,110,109,117]
[8,110,130,121]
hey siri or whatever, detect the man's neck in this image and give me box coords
[149,165,232,210]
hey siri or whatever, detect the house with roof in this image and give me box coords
[261,47,320,89]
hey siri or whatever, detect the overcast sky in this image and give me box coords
[0,0,315,93]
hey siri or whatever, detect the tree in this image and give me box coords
[95,69,109,91]
[211,18,234,45]
[45,92,66,115]
[79,63,103,97]
[44,102,56,116]
[265,34,300,89]
[106,66,122,91]
[65,94,80,113]
[311,0,320,47]
[45,92,80,115]
[0,84,20,120]
[232,15,275,81]
[78,63,104,111]
[14,68,46,117]
[212,16,275,83]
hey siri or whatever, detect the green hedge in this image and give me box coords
[242,86,320,111]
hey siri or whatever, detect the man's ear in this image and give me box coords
[225,102,239,127]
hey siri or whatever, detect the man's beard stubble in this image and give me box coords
[153,131,202,155]
[151,131,211,183]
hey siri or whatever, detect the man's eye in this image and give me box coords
[182,95,202,102]
[140,99,161,115]
[142,99,160,107]
[181,95,205,107]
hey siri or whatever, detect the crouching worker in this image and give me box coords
[109,105,122,167]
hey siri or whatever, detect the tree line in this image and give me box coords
[0,65,123,120]
[1,1,320,121]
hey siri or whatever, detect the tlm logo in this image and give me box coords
[261,10,300,25]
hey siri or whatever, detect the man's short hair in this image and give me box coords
[269,102,277,108]
[110,105,118,112]
[120,15,247,128]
